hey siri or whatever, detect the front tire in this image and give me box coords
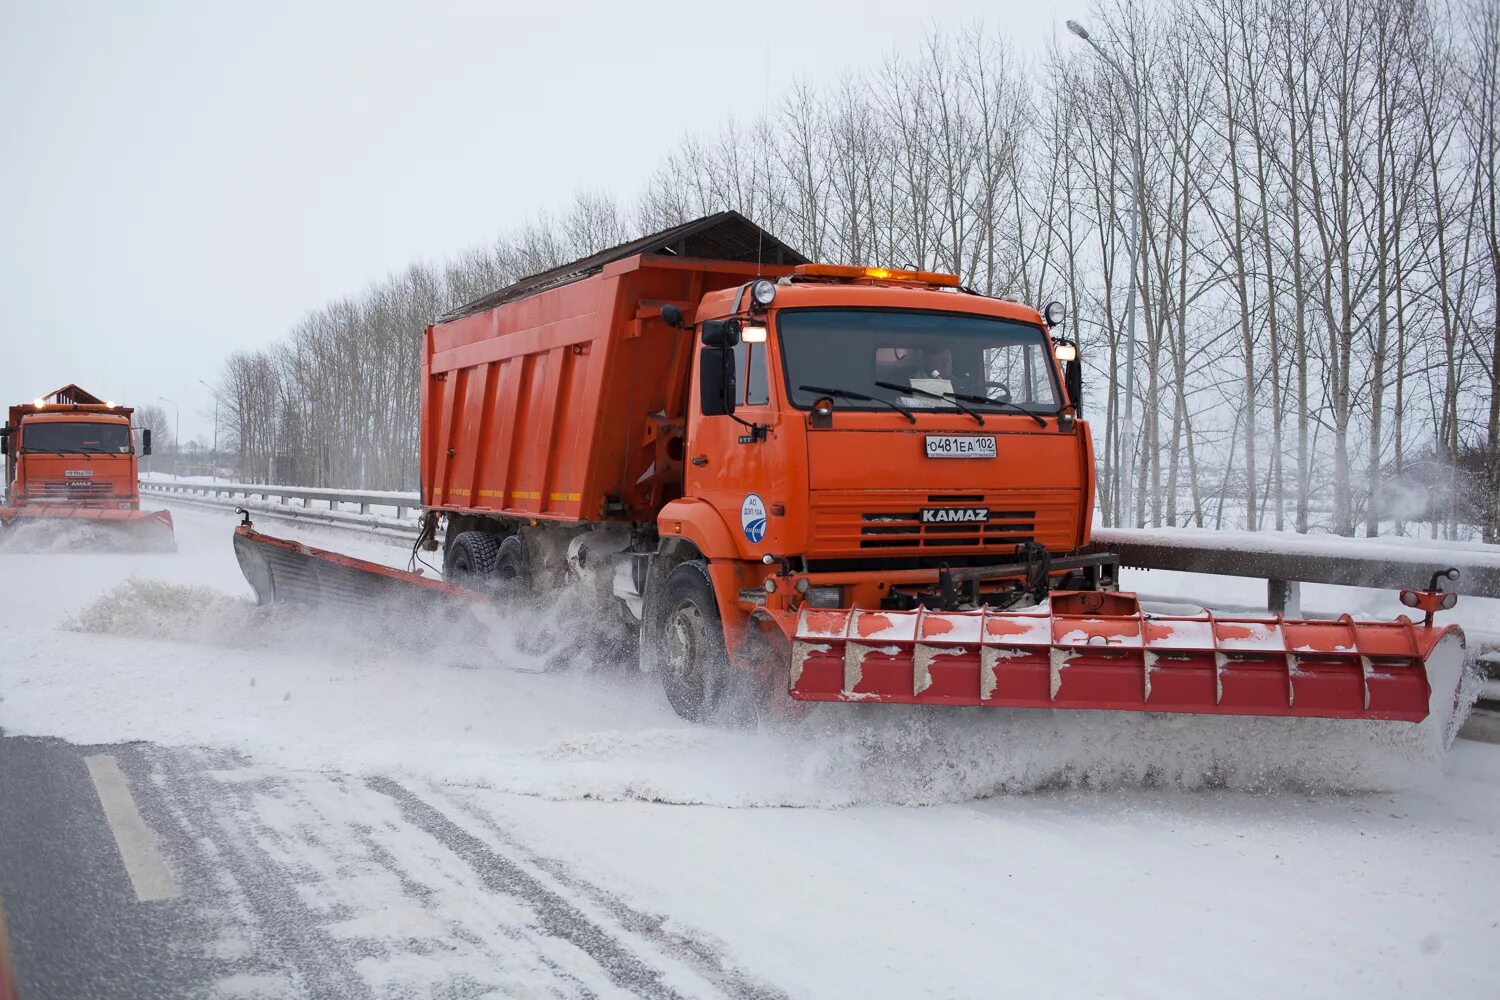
[650,562,732,723]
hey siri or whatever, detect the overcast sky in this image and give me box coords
[2,0,1080,443]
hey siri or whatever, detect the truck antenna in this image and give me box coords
[756,41,770,277]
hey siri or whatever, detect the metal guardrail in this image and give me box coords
[140,481,421,539]
[1092,526,1500,611]
[143,480,420,515]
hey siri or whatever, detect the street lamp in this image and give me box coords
[197,379,219,482]
[159,396,180,481]
[1068,18,1143,527]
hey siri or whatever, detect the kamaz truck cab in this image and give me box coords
[0,384,174,548]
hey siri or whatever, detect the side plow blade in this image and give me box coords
[790,593,1458,722]
[234,519,471,612]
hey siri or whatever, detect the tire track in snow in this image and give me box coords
[153,749,612,998]
[146,749,379,999]
[438,789,790,1000]
[368,776,788,1000]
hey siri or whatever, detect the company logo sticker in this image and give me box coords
[740,493,767,544]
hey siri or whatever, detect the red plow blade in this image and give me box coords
[0,504,175,550]
[790,593,1453,722]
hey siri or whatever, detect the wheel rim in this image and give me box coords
[663,601,705,695]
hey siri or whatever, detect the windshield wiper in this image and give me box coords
[799,385,916,423]
[21,448,79,456]
[944,390,1048,427]
[876,381,985,425]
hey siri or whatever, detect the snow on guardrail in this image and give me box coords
[140,480,421,540]
[1092,525,1500,601]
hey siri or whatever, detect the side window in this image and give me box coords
[983,343,1058,406]
[735,342,770,405]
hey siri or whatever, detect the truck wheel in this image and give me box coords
[494,535,526,589]
[652,562,731,723]
[445,530,500,585]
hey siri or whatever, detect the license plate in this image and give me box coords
[64,469,94,477]
[924,435,996,459]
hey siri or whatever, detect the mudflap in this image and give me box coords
[789,591,1458,723]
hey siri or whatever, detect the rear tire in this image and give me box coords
[445,530,499,586]
[494,534,526,589]
[649,562,732,724]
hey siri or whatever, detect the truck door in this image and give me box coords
[685,327,791,560]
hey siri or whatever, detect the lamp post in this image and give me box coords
[159,396,180,481]
[197,380,219,482]
[1068,18,1143,527]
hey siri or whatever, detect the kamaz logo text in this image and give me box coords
[919,507,990,524]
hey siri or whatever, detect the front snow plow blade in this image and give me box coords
[0,504,175,551]
[790,592,1457,722]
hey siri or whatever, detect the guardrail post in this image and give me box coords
[360,502,370,515]
[396,505,409,519]
[1268,578,1302,617]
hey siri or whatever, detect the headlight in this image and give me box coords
[804,585,845,608]
[1042,301,1067,326]
[1054,341,1078,362]
[750,279,777,308]
[742,324,767,344]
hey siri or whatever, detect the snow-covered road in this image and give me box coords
[1,503,1496,998]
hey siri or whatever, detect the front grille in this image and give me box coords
[859,507,1035,549]
[31,480,121,498]
[811,491,1078,557]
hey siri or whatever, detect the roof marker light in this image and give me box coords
[792,263,961,287]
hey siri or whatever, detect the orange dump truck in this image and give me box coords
[234,212,1461,725]
[1,384,174,549]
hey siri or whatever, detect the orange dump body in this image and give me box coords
[422,255,797,522]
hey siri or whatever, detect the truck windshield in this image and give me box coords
[778,308,1062,414]
[22,421,132,454]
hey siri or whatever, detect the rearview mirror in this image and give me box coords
[699,346,737,417]
[700,318,741,348]
[1064,360,1082,415]
[142,428,153,456]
